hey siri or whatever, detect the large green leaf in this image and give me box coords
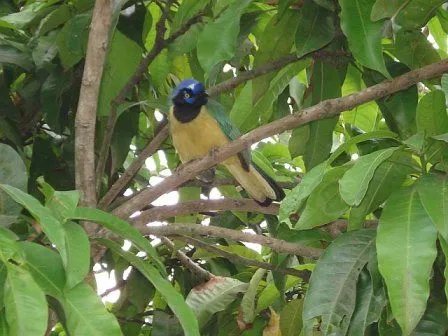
[0,45,33,70]
[71,207,165,274]
[416,90,448,137]
[296,166,349,230]
[295,1,335,58]
[64,221,90,289]
[370,0,402,21]
[0,185,67,265]
[280,299,303,336]
[362,61,418,139]
[229,81,254,132]
[98,31,142,116]
[302,229,376,335]
[56,12,91,69]
[349,151,414,229]
[339,0,389,77]
[339,147,399,206]
[197,0,253,74]
[240,268,266,324]
[393,30,441,70]
[394,0,446,29]
[279,161,327,225]
[376,187,437,335]
[186,276,248,327]
[0,144,27,227]
[63,283,122,336]
[19,241,65,299]
[4,264,48,336]
[417,173,448,241]
[98,238,200,336]
[38,178,80,221]
[304,61,341,169]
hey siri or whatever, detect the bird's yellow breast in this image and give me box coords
[169,106,231,163]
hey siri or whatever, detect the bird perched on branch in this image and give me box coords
[169,79,285,206]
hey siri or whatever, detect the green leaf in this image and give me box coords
[0,309,8,335]
[0,185,67,265]
[328,130,398,164]
[63,283,122,336]
[280,299,303,336]
[0,45,33,70]
[370,0,402,21]
[186,276,248,327]
[279,161,327,225]
[19,241,65,299]
[339,147,398,206]
[376,187,437,335]
[417,173,448,241]
[4,264,48,336]
[304,61,341,169]
[172,0,209,31]
[254,60,310,127]
[339,0,389,77]
[416,90,448,137]
[0,144,27,227]
[394,0,446,29]
[98,238,200,336]
[38,178,80,221]
[412,301,448,335]
[197,0,253,74]
[439,236,448,317]
[64,221,90,289]
[240,268,266,324]
[295,1,335,58]
[71,207,165,274]
[98,31,142,116]
[36,4,73,37]
[229,81,253,132]
[362,61,418,138]
[346,270,374,335]
[57,12,91,69]
[349,151,414,229]
[302,229,376,335]
[296,166,350,229]
[289,125,310,158]
[1,1,56,29]
[393,30,441,70]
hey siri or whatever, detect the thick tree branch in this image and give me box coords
[114,60,448,218]
[98,121,169,209]
[138,223,323,258]
[161,236,213,281]
[134,198,279,222]
[182,236,310,280]
[75,0,112,233]
[95,11,203,192]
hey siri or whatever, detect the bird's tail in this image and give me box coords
[225,161,285,206]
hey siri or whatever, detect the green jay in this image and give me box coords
[169,79,285,206]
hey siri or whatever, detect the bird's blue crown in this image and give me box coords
[172,79,206,105]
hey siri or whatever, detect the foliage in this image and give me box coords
[0,0,447,335]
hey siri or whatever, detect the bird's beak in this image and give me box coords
[203,91,209,97]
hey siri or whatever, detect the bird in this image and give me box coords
[168,78,285,206]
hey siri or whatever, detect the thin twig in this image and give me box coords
[182,236,310,280]
[98,121,169,209]
[136,198,280,222]
[100,279,126,297]
[161,236,213,281]
[137,223,323,258]
[114,59,448,219]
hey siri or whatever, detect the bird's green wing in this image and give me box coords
[206,99,251,170]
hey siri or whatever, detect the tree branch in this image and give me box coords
[137,223,323,258]
[75,0,112,235]
[135,198,279,222]
[98,121,169,209]
[161,236,213,281]
[95,11,203,192]
[181,236,310,280]
[113,60,448,219]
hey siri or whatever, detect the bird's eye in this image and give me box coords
[184,92,190,99]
